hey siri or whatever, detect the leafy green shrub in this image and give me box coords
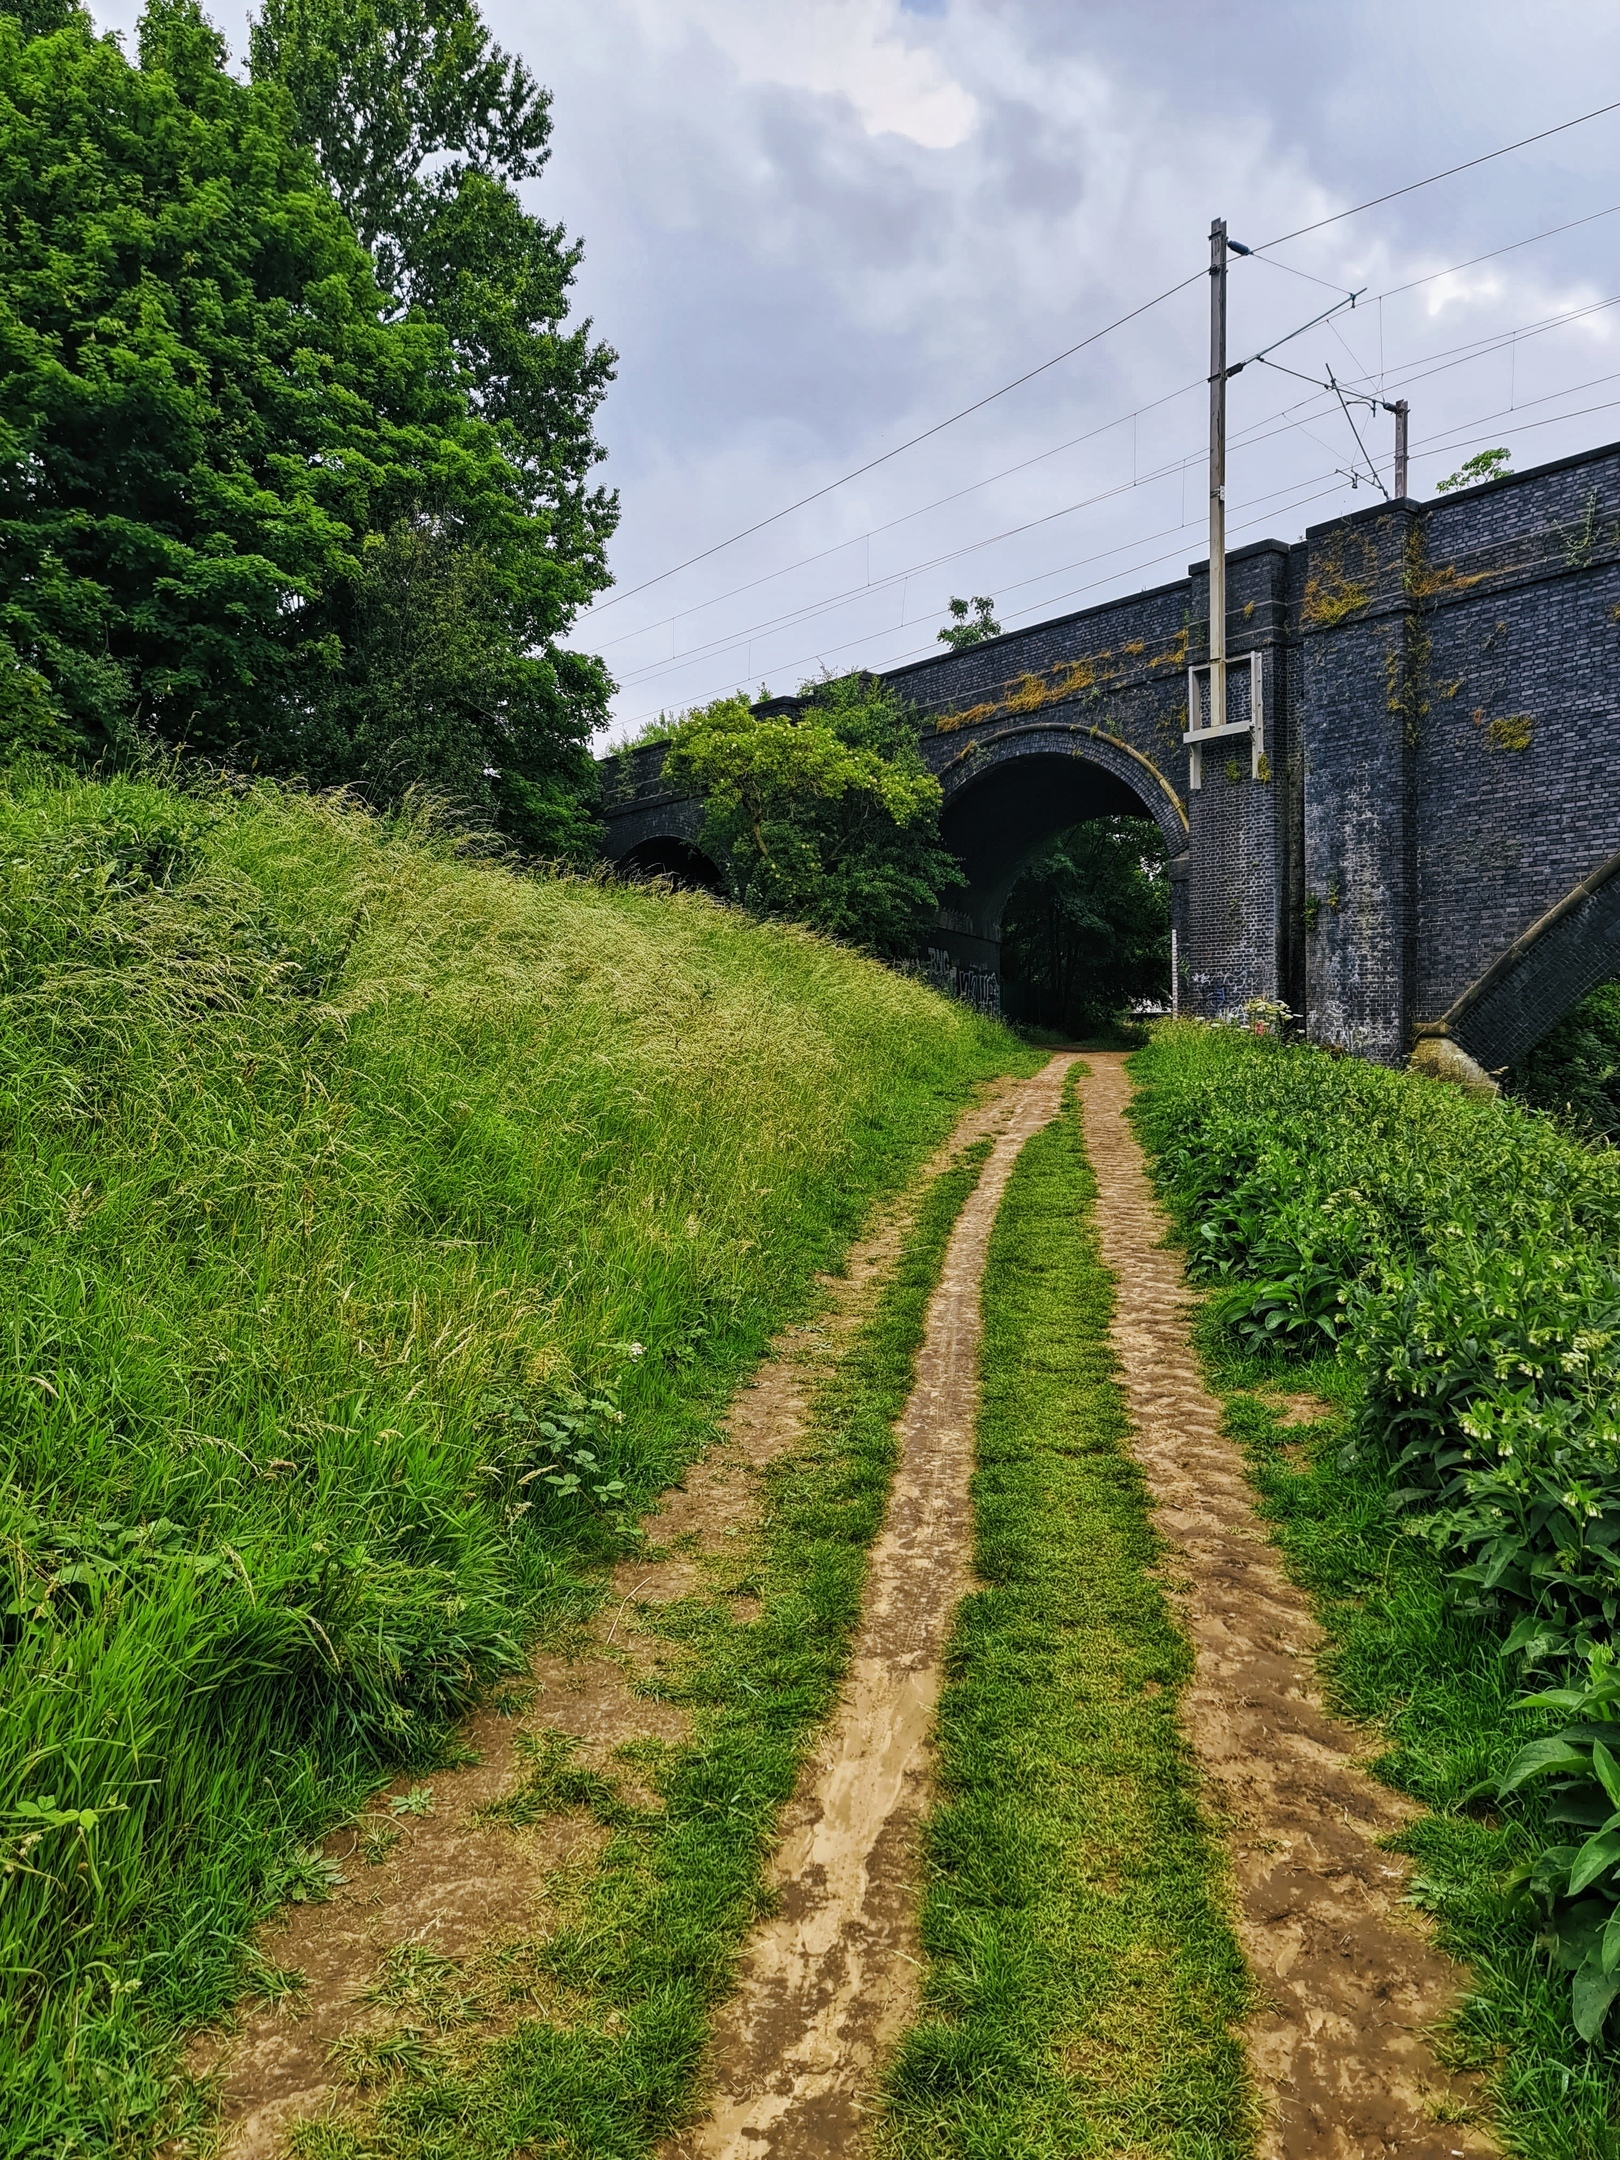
[1134,1022,1620,2039]
[1137,1025,1620,1645]
[659,675,962,957]
[1508,978,1620,1143]
[1499,1644,1620,2041]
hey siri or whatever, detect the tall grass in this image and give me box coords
[0,762,1030,2154]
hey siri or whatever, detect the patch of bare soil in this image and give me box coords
[193,1072,1035,2159]
[669,1056,1076,2160]
[1266,1390,1337,1428]
[1075,1054,1494,2160]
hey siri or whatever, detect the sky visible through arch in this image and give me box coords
[86,0,1620,739]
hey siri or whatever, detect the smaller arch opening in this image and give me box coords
[998,814,1171,1037]
[617,836,724,893]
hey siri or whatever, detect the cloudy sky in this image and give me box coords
[93,0,1620,736]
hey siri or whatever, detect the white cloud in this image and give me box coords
[616,0,979,150]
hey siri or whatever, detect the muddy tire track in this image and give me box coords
[193,1071,1037,2160]
[671,1055,1075,2160]
[1075,1053,1493,2160]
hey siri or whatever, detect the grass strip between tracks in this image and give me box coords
[877,1078,1254,2160]
[292,1137,998,2160]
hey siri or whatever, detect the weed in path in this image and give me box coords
[878,1092,1253,2158]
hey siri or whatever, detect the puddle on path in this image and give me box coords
[1075,1053,1494,2160]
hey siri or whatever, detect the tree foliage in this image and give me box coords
[1436,447,1512,494]
[1508,979,1620,1143]
[999,815,1169,1034]
[937,594,1001,649]
[249,0,615,560]
[0,0,611,854]
[661,677,962,956]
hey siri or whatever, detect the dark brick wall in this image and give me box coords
[1298,447,1620,1061]
[1412,449,1620,1036]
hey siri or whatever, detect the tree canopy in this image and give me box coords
[660,677,962,957]
[248,0,615,566]
[0,0,613,855]
[999,815,1169,1035]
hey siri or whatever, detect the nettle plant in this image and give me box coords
[478,1349,640,1521]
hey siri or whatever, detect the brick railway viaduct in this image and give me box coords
[600,438,1620,1075]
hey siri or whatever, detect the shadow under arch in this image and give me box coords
[931,729,1188,985]
[615,835,724,893]
[1415,846,1620,1071]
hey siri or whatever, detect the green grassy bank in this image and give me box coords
[878,1082,1252,2159]
[1131,1023,1620,2157]
[0,761,1034,2155]
[297,1140,998,2159]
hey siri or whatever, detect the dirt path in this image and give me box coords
[1075,1053,1493,2160]
[194,1070,1039,2160]
[669,1055,1075,2160]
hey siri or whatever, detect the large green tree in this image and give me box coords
[0,0,609,853]
[661,677,962,957]
[248,0,615,571]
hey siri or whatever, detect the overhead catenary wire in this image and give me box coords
[611,364,1620,729]
[586,377,1207,657]
[1249,95,1620,255]
[591,203,1620,657]
[590,94,1620,630]
[608,295,1620,696]
[1375,199,1620,299]
[612,470,1358,731]
[586,268,1205,617]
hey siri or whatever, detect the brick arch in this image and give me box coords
[934,726,1186,946]
[923,725,1189,1002]
[1415,847,1620,1070]
[936,720,1188,868]
[616,835,724,893]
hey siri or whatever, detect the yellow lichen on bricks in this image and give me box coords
[1484,713,1535,753]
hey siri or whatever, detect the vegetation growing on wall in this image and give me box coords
[1437,448,1513,494]
[661,675,963,957]
[935,595,1002,649]
[999,815,1169,1036]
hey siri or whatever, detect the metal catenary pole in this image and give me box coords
[1392,397,1410,498]
[1208,216,1229,736]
